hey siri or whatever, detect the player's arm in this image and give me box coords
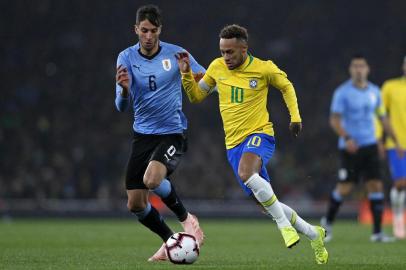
[329,90,358,153]
[267,62,302,137]
[176,52,215,103]
[115,53,131,112]
[377,102,404,157]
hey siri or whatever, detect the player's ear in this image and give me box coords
[134,24,139,35]
[157,26,162,35]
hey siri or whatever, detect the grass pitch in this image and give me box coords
[0,218,404,269]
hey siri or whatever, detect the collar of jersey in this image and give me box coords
[137,44,162,60]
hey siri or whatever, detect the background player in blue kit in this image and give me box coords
[115,5,205,262]
[321,55,402,242]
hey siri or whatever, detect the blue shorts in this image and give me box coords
[226,133,275,195]
[387,149,406,181]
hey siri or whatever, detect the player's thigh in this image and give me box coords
[148,133,186,182]
[337,149,360,187]
[387,149,406,185]
[125,133,159,190]
[238,134,275,182]
[361,144,383,190]
[143,161,167,189]
[126,189,149,211]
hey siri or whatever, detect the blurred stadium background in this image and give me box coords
[1,0,405,219]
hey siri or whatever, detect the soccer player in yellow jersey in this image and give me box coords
[382,56,406,239]
[176,24,328,264]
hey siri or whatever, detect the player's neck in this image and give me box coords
[235,54,248,69]
[138,43,161,60]
[352,79,368,89]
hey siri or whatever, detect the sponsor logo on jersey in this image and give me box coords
[162,59,171,71]
[249,79,258,89]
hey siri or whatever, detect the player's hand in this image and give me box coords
[289,122,302,138]
[345,139,358,154]
[175,52,191,73]
[116,65,130,94]
[377,141,386,160]
[193,72,204,82]
[395,144,404,158]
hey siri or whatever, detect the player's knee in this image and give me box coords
[238,169,254,183]
[366,180,383,192]
[127,198,146,212]
[143,173,161,189]
[336,184,352,196]
[395,179,406,190]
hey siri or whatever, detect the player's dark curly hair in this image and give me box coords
[219,24,248,43]
[136,5,162,27]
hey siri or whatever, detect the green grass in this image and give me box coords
[0,218,404,270]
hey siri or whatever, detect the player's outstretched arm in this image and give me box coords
[176,52,210,104]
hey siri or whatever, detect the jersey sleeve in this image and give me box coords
[188,52,206,74]
[375,89,386,118]
[199,60,217,93]
[115,52,132,112]
[330,89,345,115]
[180,59,218,103]
[265,61,301,122]
[381,81,391,112]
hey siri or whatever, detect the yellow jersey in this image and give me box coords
[382,76,406,149]
[181,55,301,149]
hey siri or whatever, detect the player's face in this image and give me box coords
[219,38,247,70]
[135,19,161,53]
[349,58,369,82]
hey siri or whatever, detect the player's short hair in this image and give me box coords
[136,5,162,27]
[219,24,248,44]
[351,53,368,63]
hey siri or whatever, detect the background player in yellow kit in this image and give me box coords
[382,56,406,239]
[176,24,328,264]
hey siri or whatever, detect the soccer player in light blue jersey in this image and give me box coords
[115,5,204,262]
[321,54,402,242]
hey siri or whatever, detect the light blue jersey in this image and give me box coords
[330,79,383,149]
[115,41,205,134]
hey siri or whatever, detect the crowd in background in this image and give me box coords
[1,0,405,201]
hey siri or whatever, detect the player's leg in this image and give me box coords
[235,134,299,248]
[322,149,357,241]
[387,149,406,239]
[144,161,188,222]
[125,133,175,262]
[364,145,394,242]
[127,189,173,242]
[146,134,204,245]
[278,202,328,264]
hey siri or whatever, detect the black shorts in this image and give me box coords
[125,132,187,190]
[338,144,382,183]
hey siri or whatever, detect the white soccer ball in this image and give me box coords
[165,232,200,264]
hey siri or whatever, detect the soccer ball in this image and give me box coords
[165,232,200,264]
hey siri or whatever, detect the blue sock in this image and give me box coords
[153,178,172,199]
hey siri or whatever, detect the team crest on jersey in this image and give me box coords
[368,92,377,106]
[162,59,171,71]
[249,79,258,89]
